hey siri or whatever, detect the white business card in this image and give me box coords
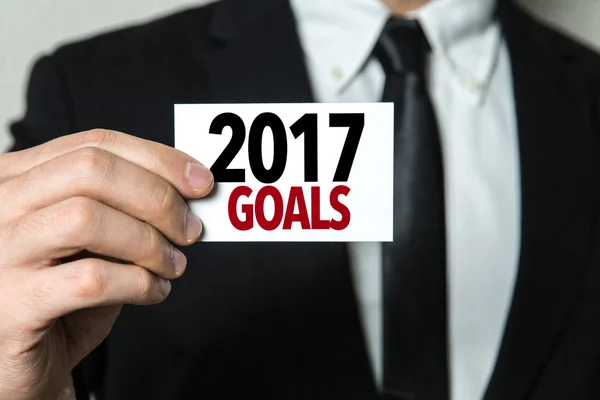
[175,103,393,242]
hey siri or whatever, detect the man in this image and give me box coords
[1,0,600,399]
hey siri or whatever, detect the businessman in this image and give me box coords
[2,0,600,399]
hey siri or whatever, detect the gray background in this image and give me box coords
[1,0,599,152]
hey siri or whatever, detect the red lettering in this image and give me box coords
[330,185,351,230]
[254,186,284,231]
[283,186,311,229]
[228,186,254,231]
[229,185,351,232]
[311,186,330,229]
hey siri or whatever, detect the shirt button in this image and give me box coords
[332,67,344,81]
[465,78,483,92]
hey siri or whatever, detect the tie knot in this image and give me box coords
[375,18,430,75]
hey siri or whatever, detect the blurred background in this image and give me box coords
[1,0,599,153]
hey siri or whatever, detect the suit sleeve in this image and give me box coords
[7,55,105,399]
[8,54,72,152]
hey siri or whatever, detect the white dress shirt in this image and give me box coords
[289,0,522,399]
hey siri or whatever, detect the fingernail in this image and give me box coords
[172,247,187,275]
[185,209,203,243]
[186,162,213,191]
[159,278,172,296]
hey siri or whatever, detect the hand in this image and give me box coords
[0,129,214,399]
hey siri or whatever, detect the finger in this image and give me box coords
[1,196,187,279]
[0,129,214,198]
[0,147,202,245]
[26,258,172,321]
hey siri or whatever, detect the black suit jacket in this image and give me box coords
[9,0,600,399]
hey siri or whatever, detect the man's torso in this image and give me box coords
[10,0,600,399]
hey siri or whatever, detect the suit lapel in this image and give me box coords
[485,3,596,400]
[203,0,376,395]
[205,0,315,103]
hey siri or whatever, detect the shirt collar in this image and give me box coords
[412,0,501,96]
[291,0,500,98]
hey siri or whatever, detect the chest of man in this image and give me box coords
[67,3,600,399]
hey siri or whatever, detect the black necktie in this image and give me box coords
[376,18,449,400]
